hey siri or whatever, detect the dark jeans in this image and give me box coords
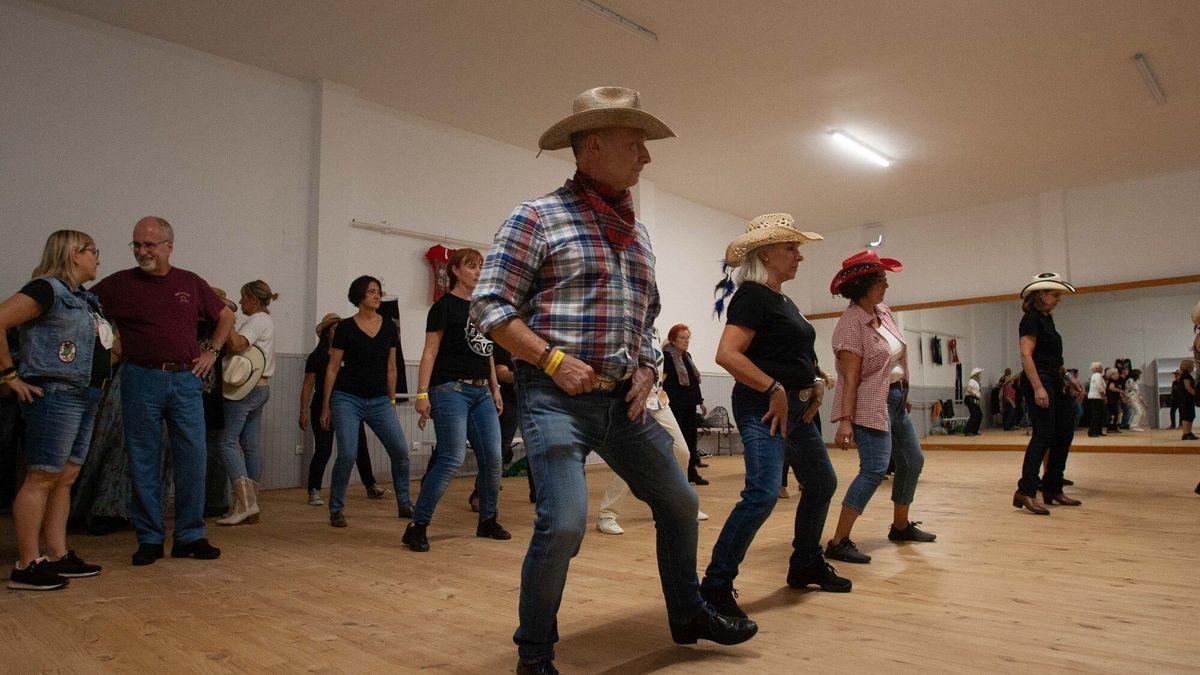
[669,402,701,474]
[1087,399,1105,436]
[1106,397,1122,432]
[1018,374,1074,497]
[702,386,837,591]
[307,402,378,491]
[964,395,982,435]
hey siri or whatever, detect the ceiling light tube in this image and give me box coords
[829,130,891,167]
[571,0,658,42]
[1133,53,1167,105]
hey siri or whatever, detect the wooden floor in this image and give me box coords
[2,451,1199,673]
[923,428,1200,454]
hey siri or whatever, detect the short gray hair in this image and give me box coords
[137,216,174,242]
[734,248,769,286]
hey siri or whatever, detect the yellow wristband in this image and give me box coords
[0,372,16,384]
[415,393,429,400]
[543,349,565,376]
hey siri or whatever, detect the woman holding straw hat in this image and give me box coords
[827,251,936,564]
[1011,273,1080,514]
[700,213,850,621]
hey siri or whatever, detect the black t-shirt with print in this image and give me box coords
[20,279,111,388]
[1019,309,1063,371]
[331,316,397,398]
[426,293,492,386]
[725,281,816,390]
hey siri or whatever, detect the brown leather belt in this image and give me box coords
[133,361,192,372]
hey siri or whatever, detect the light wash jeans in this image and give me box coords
[843,387,924,512]
[413,380,502,523]
[219,385,270,482]
[513,365,703,663]
[328,391,410,514]
[120,364,208,546]
[597,405,693,520]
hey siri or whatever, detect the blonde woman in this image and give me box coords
[217,280,277,525]
[0,231,112,590]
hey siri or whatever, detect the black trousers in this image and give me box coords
[307,403,377,491]
[964,396,983,435]
[1105,396,1122,431]
[669,402,700,475]
[1018,374,1074,497]
[1086,399,1105,436]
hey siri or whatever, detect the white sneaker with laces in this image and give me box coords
[307,489,323,506]
[697,510,709,521]
[596,516,624,535]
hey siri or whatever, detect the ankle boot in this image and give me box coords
[1012,490,1049,515]
[1044,492,1081,506]
[217,478,261,526]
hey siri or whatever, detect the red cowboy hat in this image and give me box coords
[829,250,903,295]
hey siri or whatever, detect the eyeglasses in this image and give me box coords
[128,240,168,251]
[80,246,100,258]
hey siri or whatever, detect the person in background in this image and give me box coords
[662,323,709,485]
[1125,369,1147,431]
[1178,359,1196,441]
[1169,369,1182,429]
[1104,367,1123,434]
[1086,362,1106,438]
[300,314,393,507]
[964,367,984,436]
[201,289,236,519]
[1116,364,1132,430]
[1,230,110,590]
[406,248,510,552]
[828,250,935,563]
[92,216,231,566]
[216,280,277,526]
[1001,373,1018,431]
[320,275,412,527]
[1064,368,1085,429]
[1011,273,1079,515]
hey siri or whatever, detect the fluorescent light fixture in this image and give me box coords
[570,0,658,42]
[1133,53,1167,105]
[829,130,891,167]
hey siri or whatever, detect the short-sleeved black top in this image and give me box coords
[331,317,397,398]
[1019,309,1063,371]
[725,281,816,390]
[1179,372,1197,405]
[426,293,492,386]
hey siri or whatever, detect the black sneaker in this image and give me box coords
[1183,433,1199,441]
[8,560,69,591]
[516,659,559,675]
[476,517,512,540]
[396,503,413,519]
[688,472,710,486]
[132,543,164,567]
[669,604,758,645]
[888,521,937,543]
[787,560,852,593]
[171,538,221,560]
[45,550,101,578]
[403,522,430,552]
[700,586,747,619]
[825,537,871,564]
[330,511,348,528]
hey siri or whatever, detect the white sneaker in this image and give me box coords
[697,510,709,521]
[307,489,323,506]
[596,516,624,535]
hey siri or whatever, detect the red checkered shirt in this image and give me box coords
[830,302,908,432]
[469,176,659,381]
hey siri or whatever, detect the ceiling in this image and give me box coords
[34,0,1200,230]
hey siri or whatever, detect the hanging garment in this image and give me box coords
[948,338,960,364]
[955,363,963,400]
[930,335,943,365]
[425,244,455,302]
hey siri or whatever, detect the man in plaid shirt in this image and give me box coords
[471,87,757,674]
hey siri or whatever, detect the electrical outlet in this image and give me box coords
[294,443,304,456]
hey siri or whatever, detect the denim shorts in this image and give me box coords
[20,381,103,473]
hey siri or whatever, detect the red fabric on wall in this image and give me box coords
[425,244,455,302]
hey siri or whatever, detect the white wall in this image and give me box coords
[1,0,316,354]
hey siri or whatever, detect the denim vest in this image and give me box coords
[18,276,104,387]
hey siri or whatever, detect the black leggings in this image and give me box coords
[1087,399,1105,436]
[669,403,700,474]
[964,396,983,434]
[1018,375,1074,497]
[307,404,377,491]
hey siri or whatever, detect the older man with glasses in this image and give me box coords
[92,216,234,566]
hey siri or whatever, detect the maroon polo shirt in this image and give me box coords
[92,266,225,367]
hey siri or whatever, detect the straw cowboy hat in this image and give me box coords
[724,213,823,267]
[539,86,676,151]
[970,367,984,379]
[829,250,903,295]
[222,346,266,402]
[212,287,237,312]
[1020,272,1076,298]
[315,312,341,336]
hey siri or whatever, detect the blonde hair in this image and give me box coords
[1090,361,1103,373]
[241,279,279,313]
[32,230,94,283]
[735,246,770,286]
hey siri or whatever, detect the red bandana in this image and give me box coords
[571,170,637,251]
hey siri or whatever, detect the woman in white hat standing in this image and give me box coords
[217,280,277,526]
[964,367,984,436]
[700,213,851,622]
[1012,273,1080,515]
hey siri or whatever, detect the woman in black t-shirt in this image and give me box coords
[403,249,510,553]
[320,276,411,528]
[1013,273,1079,515]
[699,214,849,619]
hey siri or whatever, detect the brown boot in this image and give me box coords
[1044,492,1081,506]
[1012,490,1049,515]
[217,478,261,526]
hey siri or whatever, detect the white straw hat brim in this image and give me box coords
[1020,279,1076,298]
[540,108,676,151]
[725,227,823,267]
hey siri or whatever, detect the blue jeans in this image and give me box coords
[843,387,924,512]
[219,385,270,482]
[120,364,208,546]
[414,381,501,523]
[513,365,702,663]
[328,391,410,514]
[21,382,102,473]
[703,385,837,591]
